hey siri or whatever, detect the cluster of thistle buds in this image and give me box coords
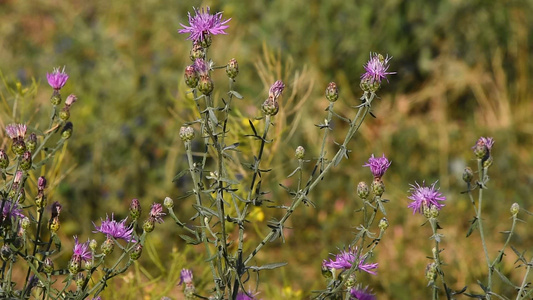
[359,154,392,199]
[46,67,77,135]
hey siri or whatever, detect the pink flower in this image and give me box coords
[5,123,27,139]
[178,7,231,43]
[322,247,378,275]
[363,154,391,179]
[46,67,69,90]
[93,214,135,242]
[407,181,446,214]
[350,286,376,300]
[72,236,92,262]
[149,203,165,224]
[361,53,395,84]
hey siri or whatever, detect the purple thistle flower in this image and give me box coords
[472,137,494,151]
[149,203,165,224]
[178,268,193,286]
[5,123,27,139]
[1,200,25,221]
[178,7,231,43]
[236,291,260,300]
[363,154,391,179]
[361,53,395,84]
[407,181,446,215]
[93,214,135,242]
[322,247,378,275]
[350,286,376,300]
[268,80,285,100]
[46,67,69,90]
[72,236,92,262]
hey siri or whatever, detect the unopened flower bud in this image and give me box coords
[425,262,437,283]
[21,216,30,231]
[143,218,155,233]
[129,198,142,221]
[378,217,389,231]
[68,256,81,275]
[20,151,32,170]
[59,107,70,121]
[65,94,77,106]
[483,155,493,169]
[0,149,8,169]
[325,82,339,102]
[84,259,93,270]
[430,206,439,218]
[1,245,12,261]
[184,65,199,88]
[261,98,279,116]
[130,243,143,260]
[321,264,332,279]
[226,58,239,80]
[360,77,380,93]
[462,167,473,183]
[49,217,60,233]
[473,143,488,160]
[510,203,519,216]
[357,181,370,200]
[164,197,174,209]
[190,42,205,61]
[26,133,37,153]
[12,139,26,155]
[35,191,45,208]
[75,272,85,288]
[179,126,195,142]
[38,176,47,191]
[61,122,73,139]
[101,238,114,255]
[89,239,98,251]
[423,204,432,219]
[198,75,214,95]
[295,146,305,160]
[344,273,356,288]
[43,257,54,274]
[50,90,62,106]
[370,179,385,197]
[199,34,212,48]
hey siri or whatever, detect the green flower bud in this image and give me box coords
[12,139,26,156]
[184,65,199,88]
[164,197,174,209]
[143,218,155,233]
[179,126,195,142]
[49,217,60,233]
[20,151,32,171]
[101,238,114,255]
[344,273,356,289]
[510,203,519,216]
[226,58,239,80]
[130,243,143,261]
[357,181,370,200]
[0,149,8,169]
[483,155,493,169]
[61,122,73,139]
[425,262,437,283]
[261,98,279,116]
[26,133,37,153]
[21,216,30,231]
[59,107,70,121]
[370,179,385,197]
[325,82,339,102]
[68,256,81,275]
[84,259,93,270]
[378,217,389,231]
[199,34,212,48]
[189,42,205,61]
[473,143,488,160]
[360,78,380,93]
[1,245,12,261]
[75,272,85,288]
[50,90,62,106]
[43,257,54,274]
[198,75,214,95]
[430,206,439,218]
[89,239,98,252]
[295,146,305,160]
[129,198,142,221]
[462,167,473,183]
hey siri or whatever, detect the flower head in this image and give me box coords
[178,7,231,43]
[350,286,376,300]
[268,80,285,100]
[472,137,494,151]
[179,268,194,286]
[363,154,391,179]
[361,53,395,85]
[93,214,135,242]
[149,203,165,224]
[322,247,378,275]
[407,181,446,215]
[46,67,69,90]
[193,58,210,76]
[5,123,27,139]
[1,200,25,221]
[72,236,92,262]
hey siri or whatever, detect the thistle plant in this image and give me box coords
[168,7,395,299]
[0,69,162,299]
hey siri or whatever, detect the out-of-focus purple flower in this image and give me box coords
[361,53,395,84]
[72,236,92,262]
[193,58,209,76]
[363,154,391,179]
[46,67,69,90]
[92,297,101,300]
[178,269,194,286]
[407,181,446,215]
[1,200,25,220]
[236,291,260,300]
[5,123,27,139]
[178,7,231,42]
[322,247,378,275]
[472,137,494,150]
[268,80,285,100]
[93,214,135,242]
[350,286,376,300]
[149,203,165,224]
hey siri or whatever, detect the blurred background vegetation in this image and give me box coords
[1,0,532,299]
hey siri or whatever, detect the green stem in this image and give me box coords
[476,159,492,296]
